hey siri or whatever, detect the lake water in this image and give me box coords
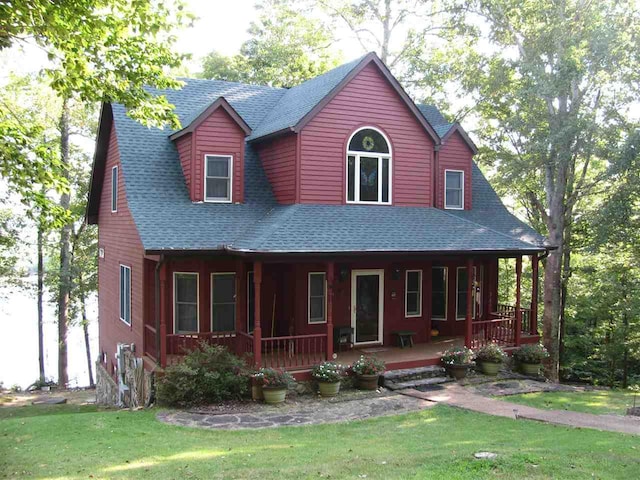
[0,279,99,390]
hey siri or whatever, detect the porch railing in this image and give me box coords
[143,324,157,361]
[496,303,533,335]
[471,317,516,348]
[260,334,327,369]
[166,331,237,356]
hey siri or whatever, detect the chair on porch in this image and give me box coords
[334,326,353,352]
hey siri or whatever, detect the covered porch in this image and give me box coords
[144,253,541,372]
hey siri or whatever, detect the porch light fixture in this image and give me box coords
[392,267,401,280]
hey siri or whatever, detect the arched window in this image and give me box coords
[346,127,392,204]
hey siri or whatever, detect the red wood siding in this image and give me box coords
[299,63,435,205]
[254,133,297,204]
[175,133,193,200]
[193,108,245,203]
[98,123,146,376]
[436,131,473,210]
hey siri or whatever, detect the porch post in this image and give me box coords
[465,258,473,348]
[326,261,335,361]
[515,256,522,346]
[159,262,168,368]
[530,253,539,335]
[253,260,262,368]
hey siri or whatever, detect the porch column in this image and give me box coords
[159,262,168,368]
[530,253,539,335]
[326,262,335,361]
[515,256,522,346]
[465,258,473,348]
[253,260,262,368]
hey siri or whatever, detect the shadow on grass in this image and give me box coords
[0,403,102,420]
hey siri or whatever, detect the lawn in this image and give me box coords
[1,403,638,479]
[501,389,639,415]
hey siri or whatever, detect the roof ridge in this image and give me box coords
[176,76,286,91]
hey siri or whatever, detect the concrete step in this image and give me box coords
[384,376,450,391]
[382,365,446,383]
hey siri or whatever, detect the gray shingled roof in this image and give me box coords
[417,104,454,138]
[110,57,547,254]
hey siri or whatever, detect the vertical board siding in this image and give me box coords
[193,108,245,203]
[437,131,473,210]
[254,133,297,204]
[98,123,146,375]
[175,133,193,200]
[300,63,435,206]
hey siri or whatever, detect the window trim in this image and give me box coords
[173,272,200,334]
[204,154,233,203]
[308,272,327,324]
[111,165,118,213]
[119,264,131,326]
[456,266,477,321]
[346,126,392,205]
[431,266,448,321]
[210,272,236,332]
[444,169,464,210]
[405,269,423,318]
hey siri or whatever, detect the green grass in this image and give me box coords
[501,389,639,415]
[1,403,638,479]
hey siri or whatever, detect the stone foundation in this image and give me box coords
[95,350,154,407]
[96,363,118,406]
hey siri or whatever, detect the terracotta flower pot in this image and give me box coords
[445,364,470,380]
[262,386,287,404]
[520,362,541,376]
[355,374,380,390]
[478,361,501,376]
[318,381,341,397]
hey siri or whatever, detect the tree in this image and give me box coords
[200,0,341,87]
[426,0,640,380]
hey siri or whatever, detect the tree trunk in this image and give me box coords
[558,222,572,370]
[380,0,391,63]
[80,289,94,388]
[542,211,564,382]
[57,97,71,387]
[37,220,45,383]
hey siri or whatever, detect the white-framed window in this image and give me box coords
[111,165,118,212]
[346,127,392,204]
[247,271,254,333]
[119,264,131,325]
[444,170,464,209]
[308,272,327,324]
[456,266,477,320]
[174,272,199,333]
[211,273,236,332]
[405,270,422,317]
[204,154,232,202]
[431,267,448,320]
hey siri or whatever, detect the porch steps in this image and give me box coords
[381,365,451,391]
[384,376,450,391]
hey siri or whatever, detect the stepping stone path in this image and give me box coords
[157,391,433,430]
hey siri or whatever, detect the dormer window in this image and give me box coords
[205,155,232,202]
[346,127,391,204]
[444,170,464,209]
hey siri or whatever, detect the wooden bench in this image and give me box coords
[392,330,416,348]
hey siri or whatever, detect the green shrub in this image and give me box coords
[475,344,507,363]
[255,368,295,388]
[513,343,549,364]
[156,343,251,407]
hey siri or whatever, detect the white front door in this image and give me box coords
[351,269,384,345]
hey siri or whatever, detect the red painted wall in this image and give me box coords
[299,63,435,206]
[436,131,473,210]
[98,123,146,376]
[254,133,297,204]
[175,133,193,200]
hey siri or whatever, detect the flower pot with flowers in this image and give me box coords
[474,344,507,376]
[311,362,346,397]
[257,368,295,404]
[512,343,549,376]
[350,356,385,390]
[441,346,475,380]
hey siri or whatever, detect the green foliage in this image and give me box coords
[255,368,295,388]
[441,346,475,365]
[156,343,251,407]
[475,344,507,364]
[502,389,637,416]
[0,209,26,292]
[311,362,346,383]
[513,344,549,365]
[350,355,385,375]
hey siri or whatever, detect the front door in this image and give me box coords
[351,269,384,345]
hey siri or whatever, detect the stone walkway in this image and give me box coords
[157,391,433,430]
[400,384,640,436]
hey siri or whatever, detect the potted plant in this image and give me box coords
[250,373,264,401]
[257,368,294,404]
[441,346,474,380]
[350,355,385,390]
[512,343,549,376]
[311,362,346,397]
[475,344,506,376]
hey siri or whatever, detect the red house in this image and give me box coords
[87,53,549,384]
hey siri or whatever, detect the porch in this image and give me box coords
[144,253,541,372]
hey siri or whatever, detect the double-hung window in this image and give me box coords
[119,265,131,325]
[444,170,464,209]
[308,272,326,324]
[174,273,198,333]
[347,128,391,204]
[211,273,236,332]
[205,155,232,202]
[111,165,118,212]
[431,267,448,320]
[405,270,422,317]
